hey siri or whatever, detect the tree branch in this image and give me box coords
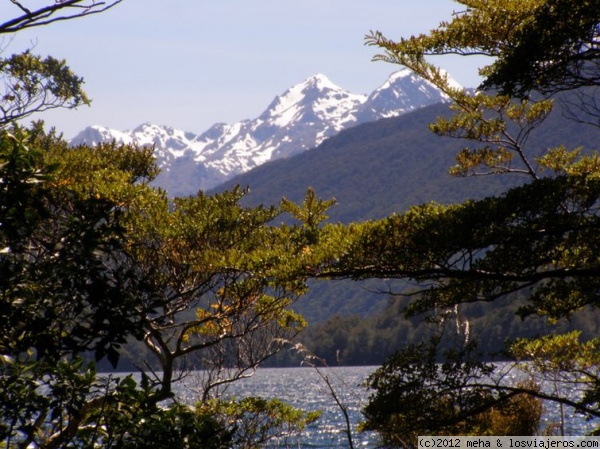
[319,264,600,284]
[1,1,124,34]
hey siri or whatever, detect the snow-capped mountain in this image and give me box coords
[71,69,459,195]
[354,68,460,123]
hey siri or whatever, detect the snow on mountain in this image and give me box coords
[73,123,205,165]
[70,70,460,196]
[354,67,457,122]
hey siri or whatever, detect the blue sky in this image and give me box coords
[4,0,486,139]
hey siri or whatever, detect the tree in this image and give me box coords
[355,0,600,316]
[307,0,600,442]
[1,125,321,448]
[480,0,600,97]
[0,52,90,127]
[0,1,124,127]
[0,125,158,448]
[361,338,542,448]
[0,125,150,364]
[124,185,311,403]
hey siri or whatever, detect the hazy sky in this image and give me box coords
[4,0,486,139]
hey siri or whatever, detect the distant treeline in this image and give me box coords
[266,288,600,367]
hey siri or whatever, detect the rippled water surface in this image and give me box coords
[170,365,598,448]
[176,366,379,448]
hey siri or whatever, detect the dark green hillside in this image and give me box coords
[269,297,600,367]
[212,101,600,223]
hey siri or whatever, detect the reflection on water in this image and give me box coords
[175,366,378,448]
[150,365,600,448]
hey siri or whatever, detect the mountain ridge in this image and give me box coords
[70,69,458,196]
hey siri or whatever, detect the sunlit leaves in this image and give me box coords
[353,0,600,443]
[431,94,555,177]
[538,146,600,179]
[508,331,600,421]
[450,146,514,176]
[0,124,328,446]
[511,331,600,373]
[0,53,89,127]
[200,396,320,448]
[127,186,336,403]
[281,186,336,249]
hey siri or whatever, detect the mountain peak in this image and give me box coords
[387,67,415,81]
[261,74,365,129]
[271,73,350,107]
[302,73,338,89]
[376,69,462,96]
[351,69,459,122]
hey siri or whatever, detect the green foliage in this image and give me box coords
[125,185,316,401]
[436,95,554,178]
[0,53,89,126]
[0,354,99,448]
[1,363,233,448]
[0,123,331,447]
[324,175,600,321]
[0,3,334,447]
[8,0,600,445]
[202,397,321,448]
[510,332,600,426]
[0,127,329,445]
[512,331,600,373]
[87,375,233,449]
[0,126,145,364]
[281,186,336,244]
[0,125,163,446]
[113,403,231,449]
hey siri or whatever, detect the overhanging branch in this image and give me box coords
[318,264,600,284]
[2,1,124,34]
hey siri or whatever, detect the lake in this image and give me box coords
[175,366,379,448]
[171,365,599,448]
